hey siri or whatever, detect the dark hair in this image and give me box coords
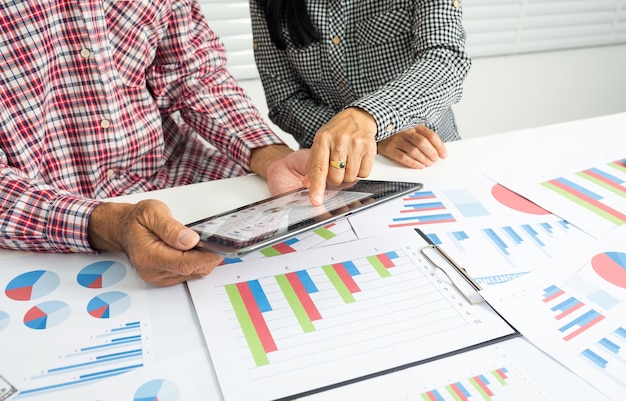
[260,0,320,50]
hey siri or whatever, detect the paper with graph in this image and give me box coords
[481,226,626,400]
[187,229,517,401]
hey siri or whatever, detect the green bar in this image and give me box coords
[275,274,315,333]
[469,377,492,401]
[609,161,626,174]
[225,284,269,366]
[260,247,281,257]
[322,265,355,303]
[420,394,431,401]
[313,226,336,240]
[492,369,507,386]
[577,171,626,199]
[541,181,626,225]
[367,255,391,278]
[445,384,463,401]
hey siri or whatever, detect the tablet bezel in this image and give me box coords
[187,180,423,257]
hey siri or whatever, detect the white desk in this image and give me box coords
[2,112,624,400]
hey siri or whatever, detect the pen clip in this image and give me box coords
[420,244,484,305]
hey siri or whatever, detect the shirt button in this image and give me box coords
[106,169,115,178]
[253,41,258,50]
[452,0,461,9]
[332,36,341,45]
[338,81,346,89]
[80,48,91,58]
[386,123,394,133]
[69,247,80,253]
[100,119,111,129]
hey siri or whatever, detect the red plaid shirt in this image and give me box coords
[0,1,283,253]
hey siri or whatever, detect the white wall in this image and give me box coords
[453,44,626,139]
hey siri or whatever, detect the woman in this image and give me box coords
[250,0,471,184]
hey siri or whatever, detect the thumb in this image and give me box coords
[138,200,200,251]
[176,227,200,250]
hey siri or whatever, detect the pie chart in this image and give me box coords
[77,260,127,288]
[0,311,9,333]
[591,251,626,288]
[87,291,131,319]
[5,270,60,301]
[23,301,71,330]
[491,184,550,215]
[134,379,179,401]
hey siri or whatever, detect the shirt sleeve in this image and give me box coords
[249,0,336,148]
[146,0,285,170]
[0,161,100,253]
[350,1,472,141]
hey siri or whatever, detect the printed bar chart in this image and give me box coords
[542,285,605,341]
[580,327,626,390]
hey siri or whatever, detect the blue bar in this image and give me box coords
[80,363,143,379]
[222,257,243,264]
[558,220,571,230]
[555,177,602,200]
[484,228,509,255]
[426,233,442,245]
[551,297,580,313]
[543,285,562,298]
[111,322,140,332]
[522,224,545,246]
[540,222,553,233]
[582,349,607,368]
[455,381,470,396]
[285,237,300,246]
[296,270,318,293]
[48,351,142,372]
[588,167,624,184]
[406,191,435,199]
[560,310,602,332]
[503,226,523,244]
[392,213,455,223]
[17,366,141,395]
[405,201,445,210]
[478,373,490,385]
[599,338,620,353]
[452,231,468,241]
[386,251,399,259]
[112,335,141,343]
[342,260,360,276]
[81,337,141,351]
[429,389,445,400]
[96,349,142,361]
[616,327,626,339]
[248,280,272,313]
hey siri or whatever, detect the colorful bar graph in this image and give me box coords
[261,238,299,257]
[542,285,606,341]
[277,271,321,332]
[225,282,276,366]
[313,223,338,240]
[420,368,510,401]
[366,251,398,278]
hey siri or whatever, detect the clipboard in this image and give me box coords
[414,228,485,305]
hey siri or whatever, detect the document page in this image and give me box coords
[187,229,517,401]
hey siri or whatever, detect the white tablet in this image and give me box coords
[187,180,423,256]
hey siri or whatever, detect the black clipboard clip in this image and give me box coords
[415,229,484,305]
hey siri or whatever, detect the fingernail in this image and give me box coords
[179,228,199,247]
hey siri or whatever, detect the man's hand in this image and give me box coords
[305,107,378,205]
[377,125,447,168]
[88,200,223,286]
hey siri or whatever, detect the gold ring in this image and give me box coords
[330,160,346,169]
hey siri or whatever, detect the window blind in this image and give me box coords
[198,0,626,80]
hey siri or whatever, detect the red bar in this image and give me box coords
[237,282,277,352]
[549,179,626,222]
[424,391,439,401]
[376,253,395,268]
[583,169,626,195]
[473,376,494,397]
[563,315,605,341]
[495,368,508,380]
[613,160,626,169]
[286,272,322,321]
[543,289,565,303]
[332,263,361,293]
[555,302,584,320]
[272,242,297,254]
[450,383,469,401]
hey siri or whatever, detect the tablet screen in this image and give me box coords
[187,180,422,256]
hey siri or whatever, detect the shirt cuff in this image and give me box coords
[349,96,403,141]
[47,196,102,253]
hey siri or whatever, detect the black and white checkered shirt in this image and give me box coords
[251,0,472,147]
